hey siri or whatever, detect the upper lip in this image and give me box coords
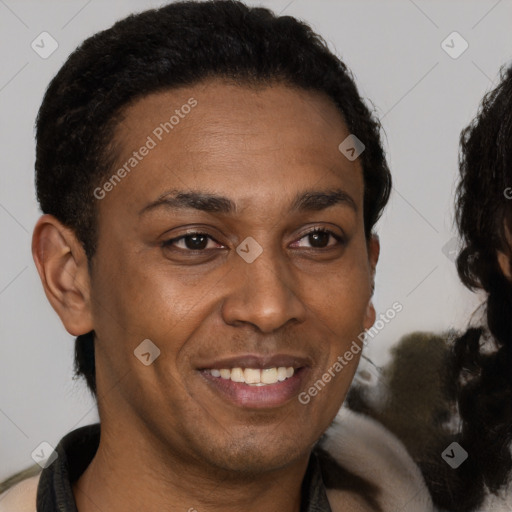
[197,353,312,370]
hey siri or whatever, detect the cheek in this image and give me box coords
[90,244,217,378]
[314,265,371,332]
[90,253,199,413]
[308,258,372,375]
[303,275,369,418]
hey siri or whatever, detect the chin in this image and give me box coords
[203,434,308,475]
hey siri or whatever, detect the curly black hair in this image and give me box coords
[426,64,512,511]
[34,0,391,398]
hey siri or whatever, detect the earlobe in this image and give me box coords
[363,300,376,331]
[32,214,94,336]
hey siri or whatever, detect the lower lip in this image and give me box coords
[200,367,309,409]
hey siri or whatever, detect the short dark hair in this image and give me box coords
[35,0,391,397]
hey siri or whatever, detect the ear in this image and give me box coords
[363,234,380,330]
[497,220,512,281]
[497,250,512,280]
[32,214,94,336]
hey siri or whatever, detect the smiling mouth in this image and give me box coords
[204,366,296,386]
[199,365,309,408]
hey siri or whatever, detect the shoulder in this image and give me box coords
[322,406,435,512]
[0,471,41,512]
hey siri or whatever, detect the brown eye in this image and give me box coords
[181,234,209,250]
[308,230,330,248]
[162,232,223,252]
[292,228,344,249]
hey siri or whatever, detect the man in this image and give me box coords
[0,1,433,511]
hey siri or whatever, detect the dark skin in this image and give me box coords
[32,78,379,512]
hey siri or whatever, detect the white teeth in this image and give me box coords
[244,368,260,384]
[207,366,295,385]
[261,367,278,384]
[230,367,245,383]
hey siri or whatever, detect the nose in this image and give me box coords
[221,246,307,334]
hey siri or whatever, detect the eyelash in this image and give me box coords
[161,227,345,253]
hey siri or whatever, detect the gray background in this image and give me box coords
[1,0,511,480]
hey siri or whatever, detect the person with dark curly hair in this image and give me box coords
[346,64,512,512]
[445,62,512,512]
[0,1,435,512]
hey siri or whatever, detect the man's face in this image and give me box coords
[89,78,378,473]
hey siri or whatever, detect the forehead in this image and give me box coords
[100,78,364,217]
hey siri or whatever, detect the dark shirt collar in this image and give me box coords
[36,423,332,512]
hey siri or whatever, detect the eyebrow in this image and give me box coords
[138,188,357,217]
